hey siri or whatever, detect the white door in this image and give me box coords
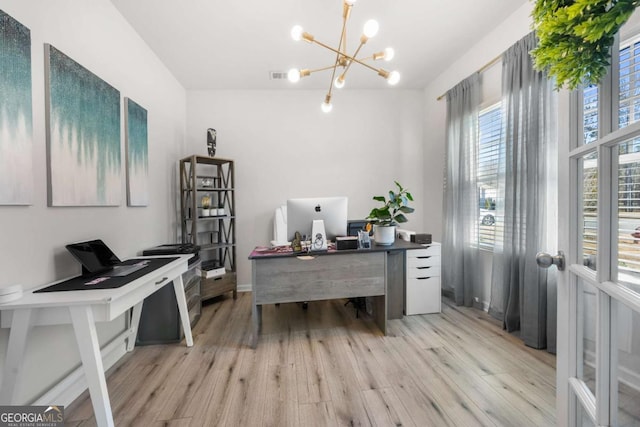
[554,21,640,426]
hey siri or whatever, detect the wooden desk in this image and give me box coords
[248,240,422,348]
[0,255,192,427]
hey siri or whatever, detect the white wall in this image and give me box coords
[186,89,425,287]
[0,0,186,403]
[422,2,534,307]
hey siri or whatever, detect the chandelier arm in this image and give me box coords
[311,39,381,74]
[306,64,343,74]
[339,41,366,82]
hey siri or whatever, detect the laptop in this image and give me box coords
[66,239,149,277]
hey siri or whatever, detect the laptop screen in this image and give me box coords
[65,239,122,274]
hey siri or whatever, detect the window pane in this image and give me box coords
[614,302,640,426]
[581,152,598,270]
[583,85,599,145]
[577,278,597,398]
[616,137,640,295]
[619,39,640,129]
[478,104,502,249]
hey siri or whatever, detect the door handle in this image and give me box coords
[536,251,565,271]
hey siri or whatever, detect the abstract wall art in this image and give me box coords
[45,43,121,206]
[125,97,148,206]
[0,10,33,205]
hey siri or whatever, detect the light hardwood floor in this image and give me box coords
[66,293,557,426]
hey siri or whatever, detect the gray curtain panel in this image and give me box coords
[488,32,557,351]
[442,73,481,307]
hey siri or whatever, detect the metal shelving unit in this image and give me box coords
[180,155,237,301]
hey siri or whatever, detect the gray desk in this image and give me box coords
[248,240,422,348]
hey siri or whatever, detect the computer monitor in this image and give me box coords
[287,196,348,242]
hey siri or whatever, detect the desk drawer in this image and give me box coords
[407,244,441,258]
[407,265,441,279]
[254,252,385,304]
[407,255,440,269]
[406,277,441,315]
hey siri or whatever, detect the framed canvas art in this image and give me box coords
[0,10,33,205]
[125,97,148,206]
[45,44,121,206]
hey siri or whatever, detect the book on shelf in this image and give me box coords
[198,261,226,279]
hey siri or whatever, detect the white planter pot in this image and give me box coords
[373,224,396,246]
[202,208,210,217]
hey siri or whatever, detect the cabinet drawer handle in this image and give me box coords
[417,277,432,280]
[155,277,168,285]
[417,256,431,259]
[417,266,432,270]
[213,277,222,281]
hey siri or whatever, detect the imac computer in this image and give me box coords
[287,196,348,242]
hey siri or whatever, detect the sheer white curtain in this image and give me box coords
[488,32,558,351]
[442,73,481,307]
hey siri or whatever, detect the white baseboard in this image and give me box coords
[32,329,129,407]
[237,283,252,293]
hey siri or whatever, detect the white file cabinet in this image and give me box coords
[405,242,441,315]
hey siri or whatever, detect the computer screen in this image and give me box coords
[287,196,348,241]
[66,239,121,273]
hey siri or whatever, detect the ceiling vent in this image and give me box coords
[269,71,289,80]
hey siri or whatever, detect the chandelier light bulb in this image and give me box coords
[288,68,301,83]
[383,47,395,61]
[321,94,333,113]
[387,70,400,85]
[291,25,304,41]
[363,19,379,38]
[334,75,346,89]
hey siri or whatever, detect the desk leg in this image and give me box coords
[69,306,114,427]
[371,295,387,335]
[250,303,262,349]
[126,302,143,352]
[173,276,193,347]
[0,309,33,404]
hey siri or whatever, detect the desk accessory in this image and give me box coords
[411,233,432,244]
[310,219,328,251]
[336,236,358,250]
[0,284,23,304]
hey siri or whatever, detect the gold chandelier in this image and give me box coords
[287,0,400,113]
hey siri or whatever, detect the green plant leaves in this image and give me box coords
[531,0,640,90]
[366,182,415,226]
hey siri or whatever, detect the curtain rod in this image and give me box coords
[435,54,502,101]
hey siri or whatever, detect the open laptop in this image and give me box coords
[66,239,149,277]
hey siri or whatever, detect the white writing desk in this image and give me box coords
[0,255,192,427]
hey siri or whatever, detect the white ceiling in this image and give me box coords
[110,0,529,90]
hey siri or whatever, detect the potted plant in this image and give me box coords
[366,181,414,245]
[201,195,211,217]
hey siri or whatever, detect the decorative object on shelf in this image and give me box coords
[201,194,211,216]
[207,128,216,157]
[125,97,148,206]
[531,0,639,90]
[366,181,414,245]
[45,44,121,206]
[287,0,400,113]
[0,11,33,205]
[201,177,214,188]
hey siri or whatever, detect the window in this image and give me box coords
[477,103,503,249]
[581,33,640,283]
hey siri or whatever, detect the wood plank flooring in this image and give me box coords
[65,293,557,426]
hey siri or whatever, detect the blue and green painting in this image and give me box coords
[125,98,148,206]
[46,44,121,206]
[0,10,33,205]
